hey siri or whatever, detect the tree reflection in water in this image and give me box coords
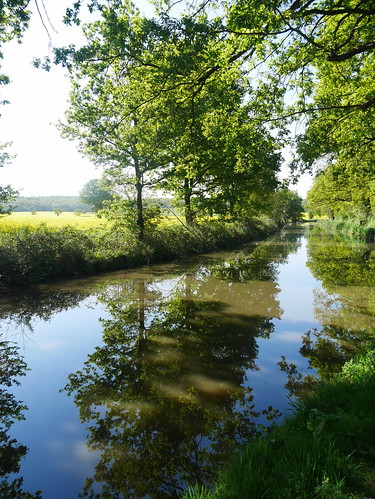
[63,239,299,498]
[0,341,41,498]
[279,229,375,397]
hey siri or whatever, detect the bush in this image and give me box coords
[0,217,276,286]
[0,225,95,285]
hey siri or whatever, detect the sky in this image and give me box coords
[0,0,313,198]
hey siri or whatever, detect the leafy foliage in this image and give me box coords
[56,2,284,235]
[49,0,375,225]
[0,216,276,285]
[79,178,113,212]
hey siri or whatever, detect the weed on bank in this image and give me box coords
[183,348,375,498]
[0,218,274,286]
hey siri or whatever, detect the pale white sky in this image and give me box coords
[0,1,97,196]
[0,0,312,198]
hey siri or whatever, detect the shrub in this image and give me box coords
[0,217,276,286]
[0,225,95,285]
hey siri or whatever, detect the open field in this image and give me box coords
[0,211,108,229]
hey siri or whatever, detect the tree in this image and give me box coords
[270,189,304,226]
[306,165,351,219]
[60,9,175,238]
[158,75,282,224]
[59,2,284,231]
[0,144,18,215]
[79,179,113,213]
[53,0,374,222]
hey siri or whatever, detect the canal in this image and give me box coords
[0,225,374,498]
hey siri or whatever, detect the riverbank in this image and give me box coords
[183,347,375,498]
[0,217,277,286]
[315,218,375,242]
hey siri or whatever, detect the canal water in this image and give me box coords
[0,225,374,498]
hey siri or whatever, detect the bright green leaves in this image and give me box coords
[60,1,283,229]
[0,0,30,44]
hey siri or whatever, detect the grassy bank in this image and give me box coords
[316,218,375,242]
[183,347,375,499]
[0,216,276,286]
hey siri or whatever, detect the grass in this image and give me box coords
[316,218,375,242]
[0,211,108,229]
[182,347,375,498]
[0,214,276,286]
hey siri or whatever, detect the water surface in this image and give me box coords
[1,226,374,498]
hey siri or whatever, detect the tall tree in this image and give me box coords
[59,2,283,228]
[60,6,175,238]
[157,72,282,223]
[79,178,113,213]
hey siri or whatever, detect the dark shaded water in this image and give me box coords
[0,226,374,498]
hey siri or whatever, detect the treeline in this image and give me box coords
[11,196,91,212]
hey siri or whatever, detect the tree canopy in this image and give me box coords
[56,1,286,234]
[48,0,373,226]
[79,179,113,212]
[3,0,374,223]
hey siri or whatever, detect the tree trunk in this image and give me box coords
[132,115,144,240]
[184,177,194,226]
[134,153,144,240]
[136,180,144,240]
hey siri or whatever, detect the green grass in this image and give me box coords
[182,348,375,498]
[0,216,275,285]
[0,211,108,229]
[317,218,375,242]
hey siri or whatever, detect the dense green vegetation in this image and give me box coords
[311,218,375,243]
[182,347,375,498]
[48,0,373,234]
[2,0,372,241]
[0,216,279,286]
[0,190,303,285]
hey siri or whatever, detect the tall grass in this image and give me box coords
[183,348,375,498]
[317,218,375,242]
[0,217,276,286]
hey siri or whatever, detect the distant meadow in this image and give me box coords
[0,211,108,229]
